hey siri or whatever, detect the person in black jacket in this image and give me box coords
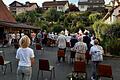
[83,32,91,51]
[70,35,78,48]
[83,32,91,64]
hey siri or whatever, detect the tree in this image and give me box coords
[106,20,120,38]
[25,11,37,25]
[89,13,102,24]
[43,8,62,22]
[66,4,79,12]
[52,23,64,33]
[15,12,27,23]
[92,20,109,40]
[92,20,120,55]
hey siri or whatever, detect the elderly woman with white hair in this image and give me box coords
[73,38,87,61]
[16,35,35,80]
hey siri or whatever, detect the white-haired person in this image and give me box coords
[73,38,87,61]
[72,37,87,79]
[90,38,104,80]
[16,35,35,80]
[57,31,67,62]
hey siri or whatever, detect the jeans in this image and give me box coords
[91,61,101,80]
[17,66,32,80]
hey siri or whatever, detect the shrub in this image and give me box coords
[92,20,120,55]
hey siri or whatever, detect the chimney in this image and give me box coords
[53,0,56,2]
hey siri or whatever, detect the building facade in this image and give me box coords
[103,0,120,24]
[42,0,69,12]
[78,0,105,12]
[9,1,39,15]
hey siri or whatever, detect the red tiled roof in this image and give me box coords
[0,0,16,22]
[0,21,40,29]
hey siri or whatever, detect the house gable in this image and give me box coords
[9,1,24,7]
[78,0,105,12]
[9,1,39,15]
[42,1,69,12]
[103,5,120,24]
[43,1,69,7]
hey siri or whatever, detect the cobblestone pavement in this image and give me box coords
[0,46,120,80]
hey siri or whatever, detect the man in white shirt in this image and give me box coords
[89,39,104,80]
[57,31,67,62]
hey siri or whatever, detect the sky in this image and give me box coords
[3,0,111,7]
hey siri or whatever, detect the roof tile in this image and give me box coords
[0,0,16,22]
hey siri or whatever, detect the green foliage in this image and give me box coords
[79,12,91,27]
[103,21,120,55]
[25,11,37,24]
[15,12,27,23]
[59,15,65,23]
[15,11,42,25]
[63,12,82,32]
[34,20,49,31]
[106,20,120,38]
[104,37,120,55]
[43,8,62,22]
[92,20,109,40]
[92,20,120,55]
[52,23,64,33]
[64,18,69,28]
[89,13,102,24]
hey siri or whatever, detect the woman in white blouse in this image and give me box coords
[16,35,35,80]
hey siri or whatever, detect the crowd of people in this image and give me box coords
[0,29,104,80]
[55,30,104,80]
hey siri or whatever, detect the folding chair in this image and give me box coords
[57,50,66,62]
[98,64,113,80]
[35,43,44,54]
[37,59,55,80]
[0,56,12,75]
[57,50,65,57]
[73,61,87,79]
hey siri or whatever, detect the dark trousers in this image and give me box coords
[58,48,66,62]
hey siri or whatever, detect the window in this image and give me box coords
[81,5,84,8]
[58,6,63,9]
[97,0,99,3]
[12,11,16,14]
[119,10,120,13]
